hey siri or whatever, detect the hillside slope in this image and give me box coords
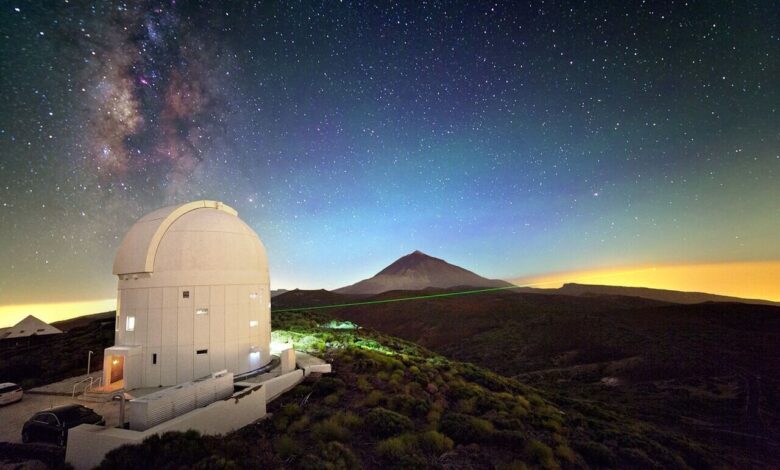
[99,309,717,469]
[317,292,780,467]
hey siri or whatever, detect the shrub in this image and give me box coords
[273,434,302,458]
[356,376,372,392]
[416,430,454,456]
[554,444,577,464]
[524,439,559,470]
[287,415,310,433]
[280,403,302,417]
[575,441,616,467]
[312,418,351,443]
[440,413,495,443]
[363,390,385,406]
[99,431,209,469]
[313,377,345,397]
[375,434,427,467]
[365,407,414,437]
[299,441,360,470]
[323,392,341,406]
[389,394,430,417]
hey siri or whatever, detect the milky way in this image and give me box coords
[0,1,778,307]
[83,3,228,199]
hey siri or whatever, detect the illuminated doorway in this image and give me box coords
[109,355,124,385]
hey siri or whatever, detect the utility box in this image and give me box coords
[129,370,233,431]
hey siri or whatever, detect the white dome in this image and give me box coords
[113,200,267,282]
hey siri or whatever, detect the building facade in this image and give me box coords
[103,200,271,390]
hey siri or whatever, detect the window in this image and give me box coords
[196,349,208,355]
[182,290,190,299]
[152,353,157,365]
[36,414,58,425]
[196,308,208,315]
[126,316,135,332]
[249,320,259,327]
[36,328,45,332]
[249,292,258,300]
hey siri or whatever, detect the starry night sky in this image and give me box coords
[0,1,778,308]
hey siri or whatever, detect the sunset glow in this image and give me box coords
[0,298,116,329]
[511,261,780,302]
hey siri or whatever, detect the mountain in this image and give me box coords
[270,289,289,298]
[512,282,779,306]
[334,250,513,294]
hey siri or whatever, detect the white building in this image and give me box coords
[0,315,62,340]
[103,200,271,390]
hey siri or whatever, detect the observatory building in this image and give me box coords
[103,200,271,390]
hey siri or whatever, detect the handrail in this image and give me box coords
[71,376,95,398]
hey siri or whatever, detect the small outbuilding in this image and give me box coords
[0,315,62,340]
[104,200,271,390]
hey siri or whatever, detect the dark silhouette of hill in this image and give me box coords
[335,250,512,294]
[514,282,779,306]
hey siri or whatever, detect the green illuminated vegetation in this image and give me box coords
[99,309,714,469]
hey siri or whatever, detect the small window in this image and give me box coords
[152,353,157,365]
[36,328,45,332]
[249,292,258,300]
[196,349,208,355]
[249,320,259,327]
[195,308,209,315]
[19,330,24,334]
[126,316,135,332]
[182,291,190,299]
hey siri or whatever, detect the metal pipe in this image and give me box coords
[112,393,126,428]
[87,350,94,376]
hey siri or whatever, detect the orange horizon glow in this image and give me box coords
[0,298,116,329]
[1,260,778,328]
[510,260,780,302]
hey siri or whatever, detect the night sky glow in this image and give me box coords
[0,1,778,322]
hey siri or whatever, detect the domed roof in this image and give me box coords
[113,200,265,276]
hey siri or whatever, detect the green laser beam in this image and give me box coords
[273,284,529,313]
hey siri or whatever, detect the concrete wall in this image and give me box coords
[66,381,269,470]
[264,369,304,401]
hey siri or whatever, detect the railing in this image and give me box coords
[71,376,102,398]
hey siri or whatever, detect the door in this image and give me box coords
[33,413,60,443]
[110,355,124,384]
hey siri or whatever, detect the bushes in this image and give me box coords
[524,440,559,470]
[99,431,211,470]
[575,441,616,467]
[439,413,495,443]
[273,435,302,459]
[313,377,346,397]
[312,412,362,443]
[376,435,427,467]
[299,442,360,470]
[388,393,430,417]
[365,407,414,437]
[416,430,453,455]
[376,431,453,467]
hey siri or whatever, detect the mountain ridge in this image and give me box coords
[511,282,779,306]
